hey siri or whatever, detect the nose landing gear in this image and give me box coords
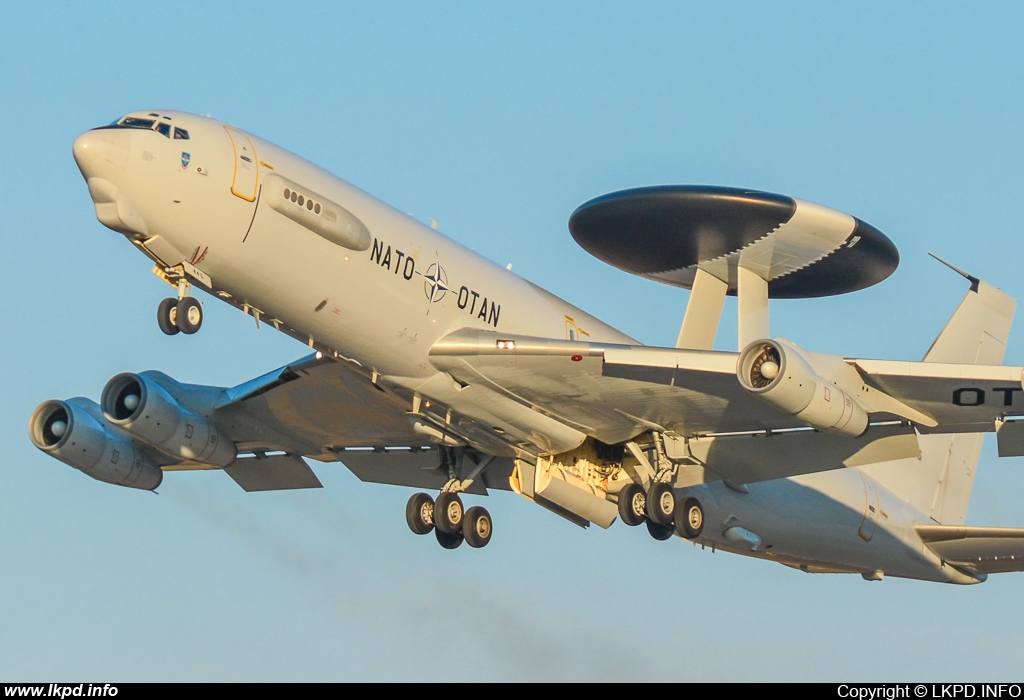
[155,269,204,336]
[159,296,203,335]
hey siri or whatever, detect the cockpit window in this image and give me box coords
[118,117,157,129]
[102,115,188,138]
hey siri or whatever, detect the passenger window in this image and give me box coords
[156,123,171,138]
[173,128,190,140]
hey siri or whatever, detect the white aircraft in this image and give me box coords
[30,109,1024,584]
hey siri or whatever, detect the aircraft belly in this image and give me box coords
[690,473,950,581]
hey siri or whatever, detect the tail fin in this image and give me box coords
[863,271,1015,525]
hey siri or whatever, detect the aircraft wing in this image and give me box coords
[211,353,520,493]
[207,324,1021,493]
[917,525,1024,575]
[430,331,792,445]
[214,353,432,459]
[428,329,1024,445]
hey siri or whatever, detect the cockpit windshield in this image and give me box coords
[102,115,188,139]
[117,117,156,130]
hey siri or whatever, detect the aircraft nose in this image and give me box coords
[72,129,131,183]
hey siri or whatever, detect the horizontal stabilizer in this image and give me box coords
[917,525,1024,575]
[225,454,323,492]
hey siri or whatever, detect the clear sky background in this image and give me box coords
[2,1,1024,681]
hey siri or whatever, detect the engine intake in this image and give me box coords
[29,399,163,490]
[101,373,236,467]
[737,339,868,437]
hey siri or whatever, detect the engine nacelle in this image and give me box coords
[737,339,868,437]
[101,373,236,467]
[29,399,163,490]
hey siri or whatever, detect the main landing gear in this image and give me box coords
[617,482,703,541]
[405,491,493,549]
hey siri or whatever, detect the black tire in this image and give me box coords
[646,519,674,541]
[646,482,676,526]
[618,483,646,526]
[157,297,180,335]
[176,297,203,334]
[676,497,704,539]
[463,506,493,548]
[433,492,464,534]
[405,492,435,535]
[435,528,464,550]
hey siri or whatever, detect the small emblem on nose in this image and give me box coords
[181,152,191,169]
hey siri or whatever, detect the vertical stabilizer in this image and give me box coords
[863,276,1015,525]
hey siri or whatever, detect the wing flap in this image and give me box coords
[338,448,514,495]
[224,454,323,492]
[688,424,920,484]
[917,525,1024,574]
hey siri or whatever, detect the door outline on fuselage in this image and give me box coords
[858,472,880,542]
[224,126,259,202]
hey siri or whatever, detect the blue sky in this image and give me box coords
[3,1,1024,681]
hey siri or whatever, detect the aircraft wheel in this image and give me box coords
[406,492,435,535]
[435,528,464,550]
[676,497,704,539]
[433,492,464,534]
[646,482,676,526]
[646,519,674,541]
[176,297,203,334]
[463,506,493,548]
[618,483,647,526]
[157,298,180,335]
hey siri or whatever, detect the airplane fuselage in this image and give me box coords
[69,110,980,584]
[75,111,634,375]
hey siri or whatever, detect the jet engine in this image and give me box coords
[101,372,236,467]
[737,339,868,437]
[29,398,163,490]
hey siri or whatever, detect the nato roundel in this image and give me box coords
[568,185,899,298]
